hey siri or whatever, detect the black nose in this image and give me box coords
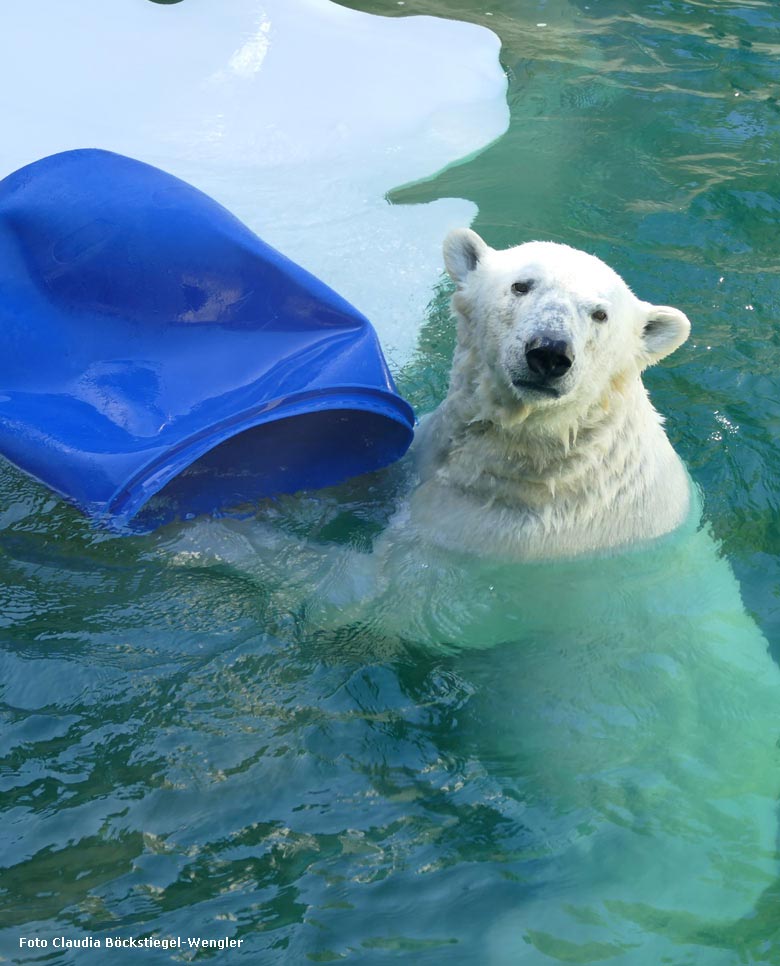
[525,337,574,380]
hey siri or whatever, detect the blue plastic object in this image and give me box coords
[0,149,415,529]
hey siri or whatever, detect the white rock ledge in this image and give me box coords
[0,0,509,367]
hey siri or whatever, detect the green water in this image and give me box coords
[3,0,780,963]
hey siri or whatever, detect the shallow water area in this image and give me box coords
[3,0,780,963]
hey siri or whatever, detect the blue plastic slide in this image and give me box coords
[0,149,415,529]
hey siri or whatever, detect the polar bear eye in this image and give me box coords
[592,309,608,322]
[511,281,533,295]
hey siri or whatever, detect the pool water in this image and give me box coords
[3,0,780,963]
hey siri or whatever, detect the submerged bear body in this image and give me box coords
[163,231,780,965]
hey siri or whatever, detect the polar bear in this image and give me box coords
[162,232,780,965]
[407,227,692,559]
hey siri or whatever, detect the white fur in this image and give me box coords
[406,228,692,559]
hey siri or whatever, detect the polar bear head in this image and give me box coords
[443,228,690,427]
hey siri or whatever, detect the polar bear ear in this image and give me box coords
[443,228,490,286]
[639,304,691,366]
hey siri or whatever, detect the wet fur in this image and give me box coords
[399,231,692,560]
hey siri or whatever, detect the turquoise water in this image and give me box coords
[3,1,780,963]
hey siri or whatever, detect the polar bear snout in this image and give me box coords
[507,333,575,398]
[524,336,574,380]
